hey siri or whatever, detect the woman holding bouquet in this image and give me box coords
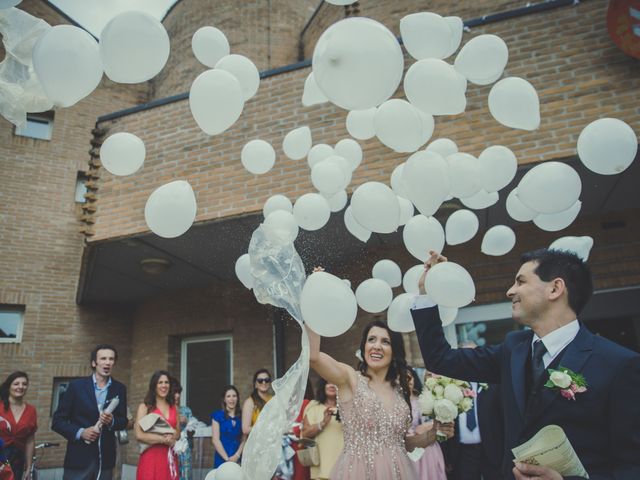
[135,371,180,480]
[307,312,452,480]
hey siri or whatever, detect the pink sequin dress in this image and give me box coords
[409,397,447,480]
[330,374,417,480]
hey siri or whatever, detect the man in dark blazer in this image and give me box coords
[53,344,128,480]
[412,249,640,480]
[441,342,503,480]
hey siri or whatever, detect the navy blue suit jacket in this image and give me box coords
[52,376,127,470]
[412,306,640,480]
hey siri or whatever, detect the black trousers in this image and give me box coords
[451,443,502,480]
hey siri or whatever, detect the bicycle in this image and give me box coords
[28,442,59,480]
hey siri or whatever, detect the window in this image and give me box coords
[181,335,232,422]
[14,112,54,140]
[0,305,25,343]
[451,301,522,347]
[50,377,81,416]
[75,172,88,203]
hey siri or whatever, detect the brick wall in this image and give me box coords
[151,0,320,99]
[91,0,640,242]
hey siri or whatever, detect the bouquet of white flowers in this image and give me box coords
[418,374,476,442]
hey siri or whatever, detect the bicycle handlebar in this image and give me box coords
[35,442,59,449]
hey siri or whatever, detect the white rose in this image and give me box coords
[434,385,444,399]
[433,398,458,423]
[443,384,463,404]
[550,371,572,389]
[425,377,438,390]
[418,390,435,415]
[460,397,473,412]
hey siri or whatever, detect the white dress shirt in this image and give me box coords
[458,382,482,445]
[531,319,580,368]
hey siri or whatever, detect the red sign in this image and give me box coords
[607,0,640,58]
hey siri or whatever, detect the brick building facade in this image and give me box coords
[1,0,639,477]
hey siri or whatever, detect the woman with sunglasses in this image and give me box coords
[307,316,452,480]
[0,371,37,480]
[241,369,273,436]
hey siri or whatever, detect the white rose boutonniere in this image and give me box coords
[545,366,587,401]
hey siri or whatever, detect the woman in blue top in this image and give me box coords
[211,385,245,468]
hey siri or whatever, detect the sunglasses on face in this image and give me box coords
[256,378,271,384]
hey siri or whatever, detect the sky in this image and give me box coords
[48,0,179,37]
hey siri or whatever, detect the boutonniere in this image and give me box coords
[479,383,489,391]
[544,367,587,400]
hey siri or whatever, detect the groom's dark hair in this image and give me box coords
[520,248,593,315]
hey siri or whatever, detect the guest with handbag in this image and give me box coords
[301,378,343,480]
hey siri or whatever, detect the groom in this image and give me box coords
[411,249,640,479]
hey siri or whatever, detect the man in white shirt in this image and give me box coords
[411,248,640,480]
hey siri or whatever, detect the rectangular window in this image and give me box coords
[0,305,25,343]
[50,377,81,416]
[14,112,54,140]
[181,335,232,422]
[75,172,88,203]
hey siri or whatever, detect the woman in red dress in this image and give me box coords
[0,371,37,480]
[135,371,180,480]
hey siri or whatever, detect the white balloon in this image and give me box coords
[144,180,197,239]
[447,152,482,198]
[417,106,435,145]
[344,206,371,242]
[351,182,400,233]
[346,108,376,140]
[443,16,463,58]
[438,305,458,326]
[307,144,335,168]
[460,189,499,210]
[302,72,329,106]
[387,293,416,332]
[192,26,230,68]
[506,188,537,222]
[478,145,517,192]
[263,210,299,245]
[454,34,508,85]
[301,271,358,337]
[283,126,312,160]
[375,99,427,153]
[517,161,581,214]
[533,200,581,232]
[189,69,244,135]
[215,461,243,480]
[234,254,253,289]
[488,77,540,131]
[312,17,403,110]
[426,138,458,157]
[263,194,292,218]
[398,196,415,226]
[403,264,425,294]
[405,59,466,116]
[481,225,516,256]
[215,54,260,101]
[293,193,331,231]
[356,278,393,313]
[391,163,408,198]
[403,215,445,261]
[445,209,479,245]
[402,151,450,216]
[335,138,363,171]
[241,139,275,175]
[100,132,145,176]
[32,25,102,107]
[424,262,475,307]
[549,236,594,261]
[100,11,169,83]
[312,159,348,195]
[204,468,217,480]
[577,118,638,175]
[325,0,357,5]
[400,12,453,60]
[372,259,402,288]
[323,190,348,212]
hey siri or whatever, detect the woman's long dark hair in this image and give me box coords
[144,370,174,413]
[250,368,272,411]
[0,371,28,409]
[357,320,411,409]
[221,385,241,419]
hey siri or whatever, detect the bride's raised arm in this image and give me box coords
[306,324,355,398]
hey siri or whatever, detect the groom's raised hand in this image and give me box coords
[417,250,448,295]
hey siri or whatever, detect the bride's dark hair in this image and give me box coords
[356,320,411,409]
